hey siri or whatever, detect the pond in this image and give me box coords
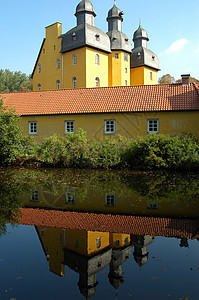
[0,167,199,300]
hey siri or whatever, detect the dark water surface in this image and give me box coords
[0,167,199,300]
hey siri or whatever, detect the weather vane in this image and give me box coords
[114,0,116,5]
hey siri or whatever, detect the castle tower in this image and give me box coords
[130,22,160,85]
[75,0,96,26]
[107,2,131,87]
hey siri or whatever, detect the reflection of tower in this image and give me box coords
[131,235,155,268]
[109,233,132,297]
[179,237,189,248]
[64,248,112,299]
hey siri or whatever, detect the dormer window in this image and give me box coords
[72,32,76,41]
[113,37,117,41]
[137,52,141,58]
[72,54,77,66]
[125,38,129,44]
[152,55,155,61]
[38,63,41,74]
[95,34,100,41]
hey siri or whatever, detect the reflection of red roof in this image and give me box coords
[1,84,199,116]
[18,208,199,239]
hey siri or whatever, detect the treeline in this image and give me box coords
[158,74,198,84]
[0,69,32,93]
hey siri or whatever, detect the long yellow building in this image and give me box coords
[31,0,160,91]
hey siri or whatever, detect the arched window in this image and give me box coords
[37,83,41,91]
[38,63,41,74]
[56,80,60,90]
[56,58,60,70]
[95,54,99,65]
[95,77,100,87]
[115,53,119,59]
[72,76,77,88]
[125,80,128,86]
[72,54,77,66]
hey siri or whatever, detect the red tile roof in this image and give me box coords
[1,84,199,116]
[18,208,199,239]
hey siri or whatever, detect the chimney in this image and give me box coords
[181,74,190,86]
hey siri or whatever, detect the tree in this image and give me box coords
[175,76,199,84]
[0,69,33,93]
[158,74,175,84]
[0,98,25,165]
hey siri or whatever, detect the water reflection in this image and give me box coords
[0,167,199,299]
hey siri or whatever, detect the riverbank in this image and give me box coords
[9,130,199,171]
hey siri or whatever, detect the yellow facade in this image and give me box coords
[108,51,130,87]
[33,23,62,91]
[130,66,158,86]
[20,110,199,144]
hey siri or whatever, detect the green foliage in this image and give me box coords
[158,74,176,84]
[0,98,33,165]
[0,69,32,93]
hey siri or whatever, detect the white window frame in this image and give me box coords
[147,119,159,133]
[73,54,77,66]
[56,80,60,90]
[72,76,77,88]
[96,237,101,249]
[104,119,115,135]
[56,58,61,70]
[95,54,100,65]
[124,54,128,62]
[38,63,41,74]
[65,192,76,204]
[65,120,75,134]
[30,189,39,202]
[29,121,38,135]
[105,194,116,207]
[95,77,100,87]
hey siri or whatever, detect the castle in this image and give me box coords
[32,0,160,91]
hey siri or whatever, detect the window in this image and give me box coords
[30,189,39,202]
[75,238,79,249]
[125,80,128,86]
[115,53,119,59]
[65,192,76,204]
[147,119,159,133]
[56,58,60,69]
[73,54,77,66]
[37,83,41,91]
[95,34,100,41]
[124,54,128,61]
[104,120,115,134]
[72,32,76,41]
[147,200,159,209]
[105,194,116,207]
[29,121,37,135]
[125,67,127,74]
[59,233,63,243]
[150,72,153,81]
[65,120,75,134]
[56,80,60,90]
[96,237,101,249]
[38,63,41,74]
[124,237,129,245]
[43,49,45,54]
[95,77,100,87]
[72,76,77,88]
[54,45,56,50]
[95,54,100,65]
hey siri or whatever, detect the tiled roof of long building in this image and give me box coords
[18,208,199,239]
[1,83,199,116]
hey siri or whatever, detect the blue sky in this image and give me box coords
[0,0,199,81]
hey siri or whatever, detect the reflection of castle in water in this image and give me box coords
[35,226,194,298]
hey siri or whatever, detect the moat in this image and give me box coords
[0,167,199,299]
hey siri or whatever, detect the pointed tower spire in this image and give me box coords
[139,17,141,27]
